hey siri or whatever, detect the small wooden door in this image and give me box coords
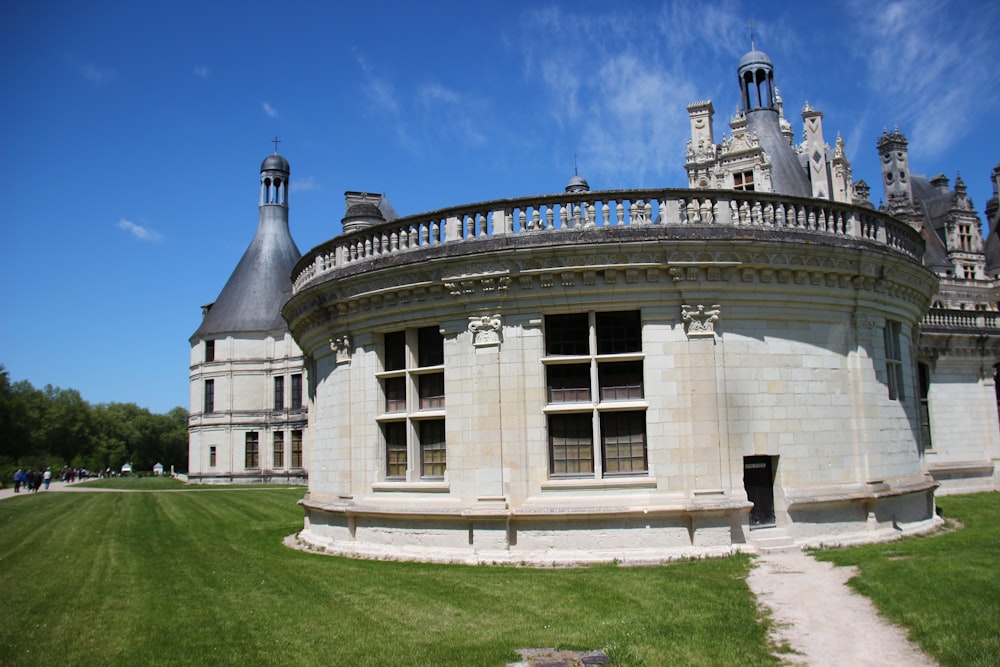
[744,455,776,528]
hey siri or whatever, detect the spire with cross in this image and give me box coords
[272,136,281,154]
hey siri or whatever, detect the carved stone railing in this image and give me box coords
[292,189,925,293]
[921,308,1000,333]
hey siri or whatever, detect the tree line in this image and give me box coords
[0,365,188,483]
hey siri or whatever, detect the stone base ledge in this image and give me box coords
[285,532,754,568]
[784,477,937,507]
[925,460,994,476]
[300,495,753,521]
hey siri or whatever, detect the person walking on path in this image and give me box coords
[42,468,52,490]
[13,469,24,493]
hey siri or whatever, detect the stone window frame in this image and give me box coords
[205,339,215,363]
[209,446,216,468]
[542,311,648,479]
[376,325,447,481]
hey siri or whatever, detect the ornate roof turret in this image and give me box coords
[191,148,301,340]
[736,43,810,197]
[565,171,590,193]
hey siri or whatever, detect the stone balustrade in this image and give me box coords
[921,308,1000,332]
[292,189,924,293]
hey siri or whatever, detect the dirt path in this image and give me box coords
[748,550,937,666]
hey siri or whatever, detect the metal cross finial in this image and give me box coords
[574,152,579,176]
[272,136,281,154]
[750,19,756,50]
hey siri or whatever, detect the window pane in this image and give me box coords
[384,376,406,412]
[419,373,445,409]
[419,420,446,478]
[273,376,284,411]
[273,431,284,468]
[209,446,216,467]
[205,340,215,363]
[291,430,303,468]
[291,374,303,410]
[596,311,641,354]
[547,364,591,402]
[418,326,444,367]
[204,379,214,414]
[384,331,406,371]
[245,432,259,468]
[548,413,594,476]
[384,422,407,478]
[884,320,904,400]
[545,313,589,355]
[601,412,647,474]
[599,361,644,400]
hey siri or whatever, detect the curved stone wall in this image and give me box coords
[285,192,940,564]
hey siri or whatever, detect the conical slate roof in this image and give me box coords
[191,160,301,340]
[746,109,812,198]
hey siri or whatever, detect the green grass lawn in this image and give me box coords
[815,492,1000,667]
[0,487,777,666]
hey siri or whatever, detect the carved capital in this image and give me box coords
[330,335,352,364]
[469,314,502,348]
[682,304,720,338]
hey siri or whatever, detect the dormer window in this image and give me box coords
[733,170,755,192]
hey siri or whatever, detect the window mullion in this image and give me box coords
[589,315,602,478]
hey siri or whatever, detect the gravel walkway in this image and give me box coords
[748,550,937,666]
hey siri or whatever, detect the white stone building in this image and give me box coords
[275,45,1000,565]
[191,45,999,561]
[188,153,308,484]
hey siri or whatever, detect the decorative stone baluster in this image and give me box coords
[586,202,596,227]
[616,202,625,226]
[545,206,555,230]
[602,202,610,227]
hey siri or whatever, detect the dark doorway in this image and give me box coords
[744,455,776,528]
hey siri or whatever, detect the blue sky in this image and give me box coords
[2,0,998,414]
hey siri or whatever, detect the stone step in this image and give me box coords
[748,527,799,554]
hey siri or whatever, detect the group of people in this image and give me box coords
[12,468,52,493]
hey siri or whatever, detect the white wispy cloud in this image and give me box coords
[515,5,720,186]
[417,83,487,148]
[116,218,163,242]
[194,65,211,79]
[354,50,418,152]
[262,101,280,118]
[68,56,118,86]
[290,176,318,193]
[847,0,1000,157]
